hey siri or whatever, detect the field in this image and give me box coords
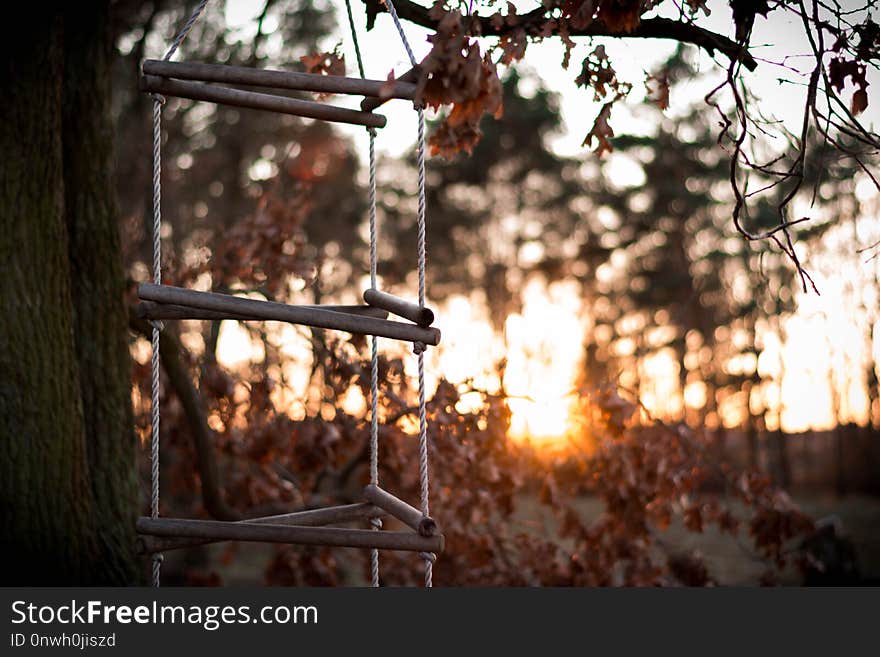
[167,492,880,586]
[514,493,880,586]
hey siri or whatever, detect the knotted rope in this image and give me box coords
[343,0,382,588]
[347,0,433,588]
[148,0,432,590]
[149,0,211,588]
[383,0,434,589]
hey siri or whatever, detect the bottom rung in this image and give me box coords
[136,503,385,554]
[137,517,444,553]
[363,484,437,537]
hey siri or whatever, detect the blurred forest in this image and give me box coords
[113,0,880,585]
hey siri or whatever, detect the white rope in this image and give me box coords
[414,109,432,588]
[344,0,381,588]
[343,0,367,79]
[163,0,210,62]
[383,0,418,67]
[367,130,382,588]
[148,0,211,589]
[367,130,378,489]
[150,97,163,588]
[148,0,432,589]
[383,0,433,589]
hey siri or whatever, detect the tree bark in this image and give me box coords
[62,1,140,584]
[130,315,240,522]
[0,2,139,584]
[0,7,96,583]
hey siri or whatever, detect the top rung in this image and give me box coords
[143,59,418,102]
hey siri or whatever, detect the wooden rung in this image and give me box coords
[138,283,441,345]
[361,67,420,112]
[363,288,434,327]
[140,75,386,129]
[136,300,389,322]
[363,484,438,537]
[136,517,445,553]
[143,59,417,101]
[136,503,386,555]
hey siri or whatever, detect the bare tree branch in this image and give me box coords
[130,313,242,521]
[364,0,758,71]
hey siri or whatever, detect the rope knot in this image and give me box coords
[152,93,167,106]
[370,517,383,530]
[412,341,427,355]
[149,319,165,332]
[152,553,165,564]
[418,551,437,564]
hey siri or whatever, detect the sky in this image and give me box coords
[219,0,880,184]
[211,0,880,438]
[224,0,880,155]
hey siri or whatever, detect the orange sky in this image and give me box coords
[143,1,880,446]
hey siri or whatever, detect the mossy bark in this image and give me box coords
[0,2,139,584]
[62,1,140,584]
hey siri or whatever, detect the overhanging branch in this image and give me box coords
[130,312,242,521]
[365,0,757,71]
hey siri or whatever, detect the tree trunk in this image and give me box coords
[769,428,791,488]
[768,337,790,487]
[745,378,761,471]
[62,1,140,584]
[0,3,139,584]
[826,334,846,496]
[835,424,849,496]
[864,318,879,430]
[675,334,688,423]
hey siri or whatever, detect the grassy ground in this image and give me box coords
[663,493,880,585]
[513,492,880,585]
[794,494,880,580]
[168,492,880,586]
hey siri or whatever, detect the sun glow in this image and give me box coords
[205,276,589,447]
[503,279,587,445]
[131,212,880,450]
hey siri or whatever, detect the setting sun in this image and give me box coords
[503,279,586,445]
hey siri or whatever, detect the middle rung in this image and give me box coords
[138,283,440,345]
